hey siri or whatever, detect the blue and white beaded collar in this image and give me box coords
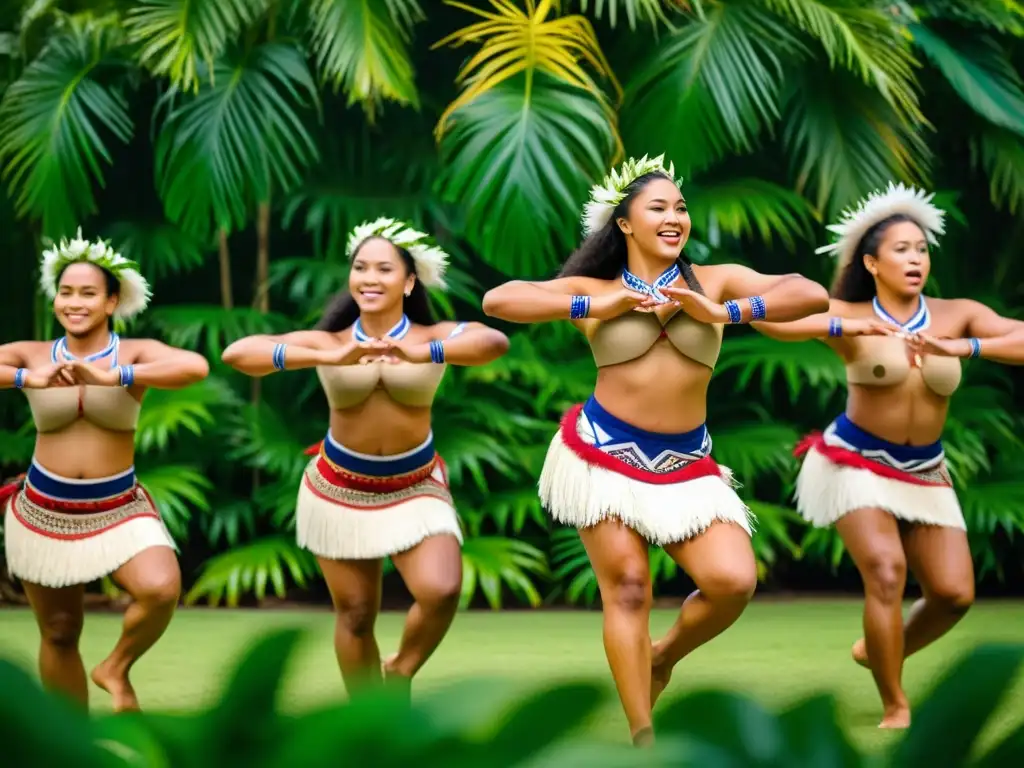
[872,296,930,333]
[621,263,680,304]
[51,333,120,365]
[352,314,411,342]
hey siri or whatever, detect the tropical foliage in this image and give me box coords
[2,628,1023,765]
[1,0,1023,606]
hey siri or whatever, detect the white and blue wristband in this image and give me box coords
[118,365,135,388]
[569,295,590,320]
[272,343,287,371]
[13,368,26,389]
[968,337,982,359]
[429,340,445,364]
[724,296,766,324]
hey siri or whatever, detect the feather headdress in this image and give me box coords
[346,217,449,290]
[581,154,681,237]
[39,229,151,320]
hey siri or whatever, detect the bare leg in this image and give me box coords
[853,524,974,665]
[383,534,462,694]
[22,582,88,707]
[650,522,757,707]
[578,520,653,742]
[91,546,181,711]
[836,508,910,728]
[317,556,384,696]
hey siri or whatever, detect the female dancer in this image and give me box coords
[0,231,209,711]
[222,217,509,695]
[482,155,830,744]
[754,183,1024,728]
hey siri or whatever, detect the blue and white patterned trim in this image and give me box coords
[352,314,411,342]
[570,295,590,320]
[429,340,445,364]
[968,337,981,358]
[272,343,287,371]
[749,295,766,321]
[823,414,944,473]
[52,333,120,365]
[118,365,135,388]
[828,317,843,337]
[621,263,680,304]
[14,368,27,389]
[724,300,742,324]
[872,296,930,333]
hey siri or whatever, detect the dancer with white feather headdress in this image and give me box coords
[754,184,1024,728]
[222,218,509,696]
[483,156,829,745]
[0,231,209,711]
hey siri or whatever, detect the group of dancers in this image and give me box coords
[2,153,1023,744]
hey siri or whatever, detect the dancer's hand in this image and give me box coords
[906,333,972,358]
[588,288,659,319]
[376,338,431,364]
[23,363,76,389]
[660,287,729,324]
[840,318,901,337]
[64,360,119,386]
[319,339,391,366]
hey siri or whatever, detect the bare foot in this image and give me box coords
[90,661,140,712]
[632,726,655,747]
[851,638,870,668]
[878,705,911,729]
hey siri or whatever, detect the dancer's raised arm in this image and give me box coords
[912,301,1024,364]
[482,277,656,323]
[221,330,390,376]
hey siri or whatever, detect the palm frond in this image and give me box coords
[144,305,292,356]
[433,0,621,140]
[221,401,309,481]
[435,73,618,276]
[711,421,801,486]
[306,0,422,117]
[136,463,213,541]
[0,13,133,238]
[686,178,816,251]
[970,123,1024,214]
[762,0,923,123]
[549,527,599,605]
[461,486,547,536]
[459,534,548,609]
[916,0,1024,36]
[910,24,1024,135]
[135,377,235,453]
[102,219,208,281]
[623,1,800,174]
[125,0,271,93]
[184,534,320,607]
[0,426,34,466]
[577,0,676,29]
[153,42,320,240]
[716,334,846,404]
[747,500,802,580]
[199,498,259,548]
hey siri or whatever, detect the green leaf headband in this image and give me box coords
[39,229,151,320]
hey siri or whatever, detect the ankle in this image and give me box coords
[632,726,655,747]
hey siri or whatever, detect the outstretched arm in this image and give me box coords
[426,321,510,366]
[482,277,593,323]
[0,343,29,389]
[719,266,831,323]
[920,301,1024,364]
[221,330,338,377]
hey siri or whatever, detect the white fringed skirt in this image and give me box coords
[794,414,965,530]
[3,462,176,588]
[295,432,463,560]
[538,399,754,545]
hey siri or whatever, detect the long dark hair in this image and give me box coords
[830,213,921,302]
[558,171,705,295]
[56,261,120,331]
[316,237,436,332]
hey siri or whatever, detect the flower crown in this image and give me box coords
[816,182,945,272]
[39,229,151,321]
[346,217,449,290]
[581,153,681,237]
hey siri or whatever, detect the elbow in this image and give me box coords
[485,331,511,360]
[220,343,243,369]
[797,278,830,314]
[185,354,211,383]
[481,289,504,319]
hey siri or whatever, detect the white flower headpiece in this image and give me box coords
[346,217,449,290]
[581,153,681,237]
[39,229,151,321]
[816,182,945,272]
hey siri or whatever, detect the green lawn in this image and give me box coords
[2,598,1023,754]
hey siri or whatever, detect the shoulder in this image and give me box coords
[831,298,871,317]
[930,297,985,317]
[545,275,618,294]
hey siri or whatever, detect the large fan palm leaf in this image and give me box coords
[576,0,677,29]
[125,0,270,93]
[0,14,133,238]
[153,42,320,240]
[306,0,422,117]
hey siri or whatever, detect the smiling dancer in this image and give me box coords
[482,155,829,744]
[753,183,1024,728]
[222,218,509,696]
[0,231,209,711]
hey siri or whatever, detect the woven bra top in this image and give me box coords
[316,322,466,410]
[588,308,724,370]
[24,337,140,433]
[846,336,962,397]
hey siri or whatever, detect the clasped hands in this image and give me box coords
[322,337,431,366]
[20,360,120,389]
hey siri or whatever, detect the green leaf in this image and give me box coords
[0,13,133,238]
[577,0,675,30]
[652,689,785,760]
[711,421,801,485]
[910,24,1024,135]
[717,335,846,403]
[145,305,291,357]
[459,535,548,609]
[436,73,617,277]
[306,0,423,116]
[137,464,213,541]
[970,122,1024,214]
[102,219,208,281]
[549,527,599,606]
[125,0,272,93]
[154,42,320,240]
[686,177,816,251]
[135,378,230,453]
[184,535,320,607]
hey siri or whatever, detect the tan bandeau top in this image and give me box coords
[589,309,724,370]
[846,336,962,397]
[25,386,141,433]
[317,322,466,410]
